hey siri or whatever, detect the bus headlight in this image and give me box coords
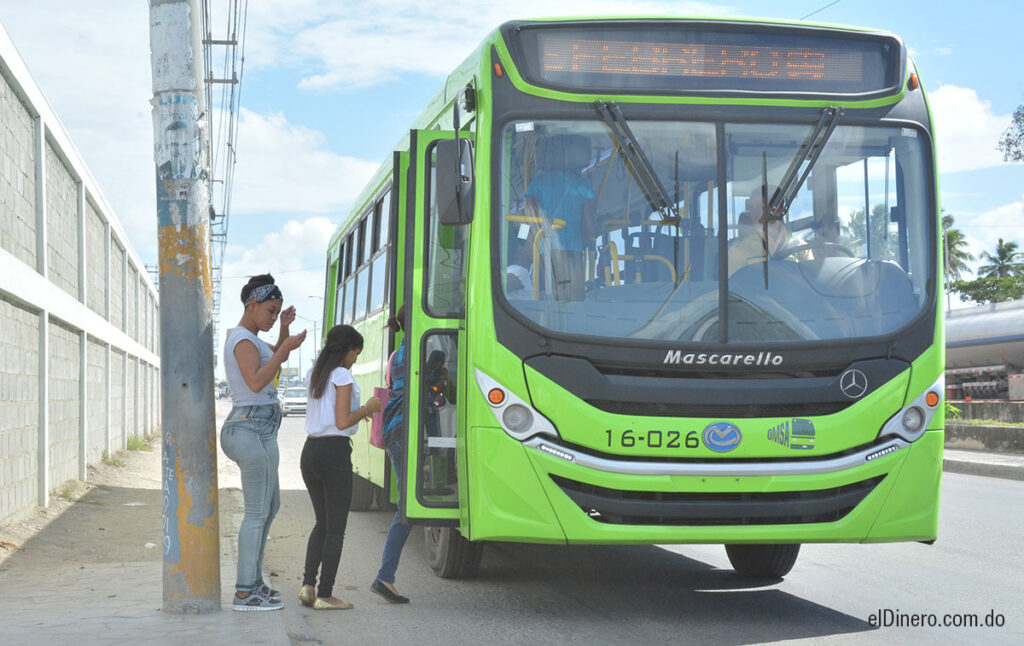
[502,404,533,433]
[877,375,943,443]
[475,368,559,441]
[901,407,925,433]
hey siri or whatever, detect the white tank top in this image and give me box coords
[224,327,278,406]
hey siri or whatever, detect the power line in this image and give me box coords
[801,0,843,21]
[202,0,249,351]
[223,266,323,279]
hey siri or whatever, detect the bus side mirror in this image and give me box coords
[436,138,474,226]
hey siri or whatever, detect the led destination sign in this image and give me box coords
[542,38,863,83]
[510,23,903,97]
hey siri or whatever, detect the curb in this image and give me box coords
[943,458,1024,481]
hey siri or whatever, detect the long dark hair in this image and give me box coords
[309,325,364,399]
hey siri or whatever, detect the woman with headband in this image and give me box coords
[221,273,306,611]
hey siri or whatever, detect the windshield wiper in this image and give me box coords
[594,100,679,224]
[764,105,843,224]
[759,105,843,289]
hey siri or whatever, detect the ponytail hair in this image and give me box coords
[309,325,364,399]
[386,303,407,333]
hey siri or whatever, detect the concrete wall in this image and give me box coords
[0,25,161,525]
[0,64,35,267]
[0,295,39,521]
[952,401,1024,424]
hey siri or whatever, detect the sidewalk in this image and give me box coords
[0,425,1021,645]
[943,448,1024,481]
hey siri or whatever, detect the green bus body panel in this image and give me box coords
[466,427,566,543]
[341,150,409,493]
[523,365,910,458]
[863,431,942,542]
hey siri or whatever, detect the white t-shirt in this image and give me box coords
[224,327,278,406]
[305,367,361,437]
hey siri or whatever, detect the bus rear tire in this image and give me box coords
[724,543,800,579]
[424,526,482,579]
[350,473,376,511]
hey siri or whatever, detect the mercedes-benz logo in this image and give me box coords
[839,369,868,399]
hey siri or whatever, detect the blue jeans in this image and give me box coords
[221,404,282,592]
[376,438,412,584]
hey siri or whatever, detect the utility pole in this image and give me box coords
[149,0,220,613]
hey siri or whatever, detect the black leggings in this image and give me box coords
[300,435,353,598]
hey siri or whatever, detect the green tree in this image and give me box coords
[950,276,1024,304]
[977,238,1024,278]
[997,105,1024,162]
[941,212,974,281]
[841,203,899,260]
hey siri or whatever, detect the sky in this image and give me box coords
[2,0,1023,377]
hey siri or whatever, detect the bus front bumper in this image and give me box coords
[465,427,942,545]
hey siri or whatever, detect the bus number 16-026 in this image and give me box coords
[605,429,700,449]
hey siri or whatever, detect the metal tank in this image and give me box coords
[945,298,1024,400]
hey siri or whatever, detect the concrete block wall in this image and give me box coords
[86,337,106,465]
[0,68,35,267]
[127,265,138,340]
[126,355,137,441]
[85,201,105,316]
[45,142,79,299]
[0,295,39,524]
[110,241,124,329]
[0,26,161,525]
[110,350,124,452]
[47,321,80,488]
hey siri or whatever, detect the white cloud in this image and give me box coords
[2,3,156,258]
[218,216,338,376]
[908,46,953,58]
[930,84,1012,174]
[230,108,379,215]
[957,196,1024,274]
[248,0,735,89]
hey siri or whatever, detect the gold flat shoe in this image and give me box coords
[313,597,353,610]
[298,587,315,607]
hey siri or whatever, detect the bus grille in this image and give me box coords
[585,400,849,418]
[551,474,885,526]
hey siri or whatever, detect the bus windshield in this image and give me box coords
[497,117,931,345]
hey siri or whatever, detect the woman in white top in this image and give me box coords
[220,274,306,612]
[298,324,381,610]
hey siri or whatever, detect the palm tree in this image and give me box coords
[977,238,1024,278]
[941,212,974,281]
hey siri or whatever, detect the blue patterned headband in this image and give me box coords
[244,283,282,306]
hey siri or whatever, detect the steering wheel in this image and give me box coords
[774,240,856,260]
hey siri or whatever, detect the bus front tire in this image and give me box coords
[350,473,377,511]
[425,526,483,579]
[724,543,800,579]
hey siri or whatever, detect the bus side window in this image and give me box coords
[425,143,468,317]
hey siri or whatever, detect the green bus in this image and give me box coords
[322,17,944,579]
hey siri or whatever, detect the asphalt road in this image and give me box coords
[271,414,1024,645]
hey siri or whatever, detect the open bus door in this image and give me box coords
[396,128,482,577]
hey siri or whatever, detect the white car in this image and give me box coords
[281,387,307,416]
